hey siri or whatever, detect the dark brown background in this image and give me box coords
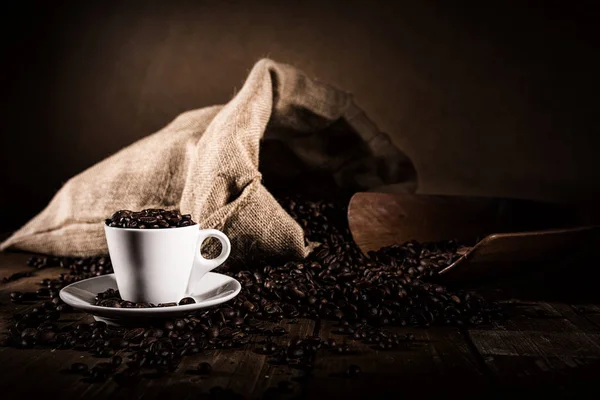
[1,0,598,231]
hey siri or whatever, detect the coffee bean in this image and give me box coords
[261,342,278,354]
[179,297,196,305]
[208,327,220,338]
[243,301,257,312]
[38,330,57,344]
[287,347,304,358]
[144,329,164,338]
[10,292,23,302]
[70,362,88,374]
[174,319,186,330]
[21,328,38,341]
[99,299,121,308]
[140,337,158,348]
[55,304,70,312]
[124,328,145,342]
[164,321,175,331]
[345,365,362,377]
[196,362,212,375]
[111,355,123,366]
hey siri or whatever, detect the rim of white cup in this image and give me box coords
[104,223,199,232]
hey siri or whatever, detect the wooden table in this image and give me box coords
[1,251,600,399]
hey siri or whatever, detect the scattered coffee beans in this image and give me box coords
[197,362,213,375]
[105,209,196,229]
[2,196,505,391]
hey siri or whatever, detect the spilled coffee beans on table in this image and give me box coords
[2,196,504,388]
[105,208,196,229]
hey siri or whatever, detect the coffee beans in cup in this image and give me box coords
[105,209,196,229]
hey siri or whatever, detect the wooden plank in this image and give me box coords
[469,330,600,358]
[347,192,581,254]
[488,300,593,333]
[571,304,600,329]
[548,302,600,333]
[84,319,315,399]
[466,299,600,396]
[306,320,490,398]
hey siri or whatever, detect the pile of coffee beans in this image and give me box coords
[2,196,504,389]
[105,209,196,229]
[94,289,197,308]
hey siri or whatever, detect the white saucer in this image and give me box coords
[59,273,241,325]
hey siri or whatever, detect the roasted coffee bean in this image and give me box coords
[158,302,177,307]
[261,342,278,354]
[70,362,88,373]
[287,347,304,359]
[164,321,175,331]
[179,297,196,305]
[55,304,71,312]
[345,365,362,377]
[196,362,213,375]
[221,308,237,319]
[38,330,57,344]
[174,319,186,330]
[208,327,220,339]
[243,301,257,312]
[21,328,38,341]
[124,328,145,342]
[107,338,128,349]
[10,292,23,302]
[144,329,164,338]
[141,337,158,348]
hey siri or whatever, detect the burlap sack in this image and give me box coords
[0,59,416,261]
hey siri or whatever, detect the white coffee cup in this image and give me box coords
[104,224,231,304]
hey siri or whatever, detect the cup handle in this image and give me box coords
[186,229,231,296]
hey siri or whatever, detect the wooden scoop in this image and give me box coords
[347,192,600,282]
